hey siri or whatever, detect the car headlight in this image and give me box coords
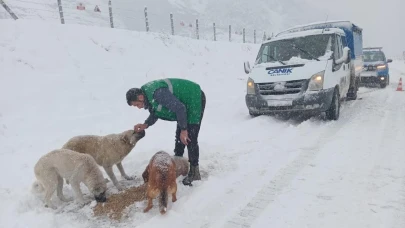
[308,71,324,91]
[247,77,255,94]
[377,65,386,69]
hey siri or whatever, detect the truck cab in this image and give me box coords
[244,21,363,120]
[360,47,393,88]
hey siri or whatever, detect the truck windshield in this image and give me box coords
[256,34,332,64]
[363,51,385,62]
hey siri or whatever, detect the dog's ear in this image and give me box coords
[120,134,129,144]
[142,165,149,183]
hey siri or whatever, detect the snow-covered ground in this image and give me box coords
[1,20,405,228]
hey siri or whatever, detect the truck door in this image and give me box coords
[332,34,350,98]
[340,35,351,96]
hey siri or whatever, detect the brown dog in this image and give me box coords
[142,151,177,214]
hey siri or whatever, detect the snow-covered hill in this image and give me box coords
[1,0,323,43]
[114,0,323,42]
[1,0,125,28]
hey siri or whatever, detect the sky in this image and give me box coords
[306,0,405,58]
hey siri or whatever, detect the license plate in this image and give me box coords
[360,71,377,77]
[267,99,293,106]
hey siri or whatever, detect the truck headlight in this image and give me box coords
[308,71,324,91]
[377,65,386,69]
[247,77,255,94]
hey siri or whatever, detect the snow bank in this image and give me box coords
[0,19,259,227]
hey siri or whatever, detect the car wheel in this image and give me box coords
[249,111,261,117]
[326,89,340,121]
[380,81,387,88]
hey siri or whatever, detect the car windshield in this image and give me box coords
[363,51,385,62]
[256,34,332,64]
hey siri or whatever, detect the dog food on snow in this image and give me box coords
[93,184,147,220]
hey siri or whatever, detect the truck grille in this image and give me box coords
[257,79,307,95]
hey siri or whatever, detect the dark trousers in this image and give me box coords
[174,91,206,166]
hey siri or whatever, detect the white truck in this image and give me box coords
[244,21,364,120]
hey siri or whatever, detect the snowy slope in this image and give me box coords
[113,0,323,42]
[2,0,323,43]
[1,20,405,228]
[1,0,125,28]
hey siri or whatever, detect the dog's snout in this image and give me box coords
[95,193,107,203]
[136,130,146,139]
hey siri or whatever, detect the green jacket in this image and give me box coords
[141,78,202,125]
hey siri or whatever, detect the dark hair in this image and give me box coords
[126,88,144,105]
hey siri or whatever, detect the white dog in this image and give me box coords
[62,129,145,191]
[32,149,107,209]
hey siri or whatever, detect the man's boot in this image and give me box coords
[182,165,201,186]
[193,165,201,181]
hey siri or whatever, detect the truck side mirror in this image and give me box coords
[344,48,351,64]
[335,47,351,65]
[244,61,251,74]
[387,59,393,63]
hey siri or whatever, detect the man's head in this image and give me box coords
[126,88,145,109]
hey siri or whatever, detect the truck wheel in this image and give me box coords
[346,79,358,100]
[326,89,340,121]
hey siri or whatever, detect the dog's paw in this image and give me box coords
[44,203,57,210]
[143,206,152,213]
[123,175,135,180]
[60,197,73,202]
[116,184,124,191]
[75,198,86,207]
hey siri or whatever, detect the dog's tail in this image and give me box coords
[159,172,168,214]
[31,181,44,194]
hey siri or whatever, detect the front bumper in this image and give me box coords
[246,88,335,114]
[359,71,388,84]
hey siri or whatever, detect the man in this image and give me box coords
[126,78,206,186]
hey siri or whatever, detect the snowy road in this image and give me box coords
[1,21,405,228]
[135,69,405,228]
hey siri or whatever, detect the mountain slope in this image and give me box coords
[113,0,323,41]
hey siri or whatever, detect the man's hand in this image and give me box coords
[180,130,191,145]
[134,124,148,132]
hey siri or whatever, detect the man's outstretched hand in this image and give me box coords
[134,124,148,132]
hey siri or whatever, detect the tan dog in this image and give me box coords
[142,151,177,214]
[62,129,145,191]
[32,149,107,209]
[172,156,189,177]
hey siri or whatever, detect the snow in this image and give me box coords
[272,28,345,41]
[2,0,324,43]
[151,151,173,171]
[279,20,362,36]
[3,0,125,28]
[2,19,405,228]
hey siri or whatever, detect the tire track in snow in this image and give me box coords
[365,91,405,228]
[222,100,360,228]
